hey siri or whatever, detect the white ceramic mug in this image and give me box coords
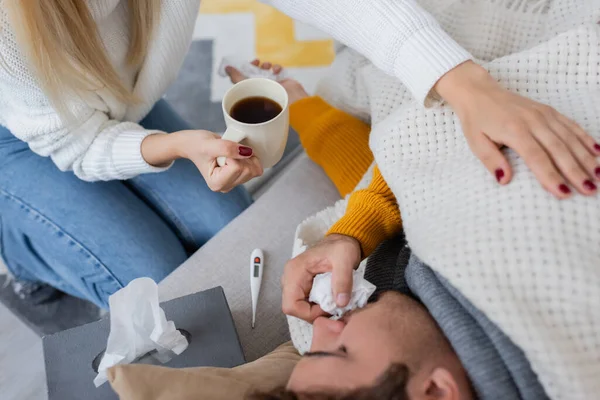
[218,78,289,169]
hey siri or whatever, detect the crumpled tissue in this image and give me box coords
[309,271,376,319]
[93,278,189,387]
[218,56,289,81]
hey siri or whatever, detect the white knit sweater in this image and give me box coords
[0,0,201,181]
[0,0,469,181]
[290,1,600,399]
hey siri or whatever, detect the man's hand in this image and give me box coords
[281,234,362,323]
[435,61,600,199]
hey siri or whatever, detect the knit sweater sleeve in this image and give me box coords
[264,0,472,105]
[289,96,402,257]
[328,165,402,257]
[290,96,373,196]
[0,83,169,182]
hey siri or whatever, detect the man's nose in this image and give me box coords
[310,317,346,350]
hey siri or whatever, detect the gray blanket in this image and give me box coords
[365,235,549,400]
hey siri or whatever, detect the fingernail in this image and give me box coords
[583,180,597,191]
[336,293,350,307]
[495,168,505,183]
[594,143,600,153]
[595,167,600,179]
[559,184,572,194]
[239,146,253,156]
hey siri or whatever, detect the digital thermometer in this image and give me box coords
[250,249,264,328]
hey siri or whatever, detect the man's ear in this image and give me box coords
[419,368,460,400]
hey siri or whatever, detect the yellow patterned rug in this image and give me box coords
[196,0,335,101]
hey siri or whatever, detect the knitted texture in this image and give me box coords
[328,165,402,257]
[364,233,411,299]
[0,0,470,182]
[290,98,401,256]
[266,0,472,105]
[289,2,600,399]
[0,0,200,181]
[367,241,549,399]
[290,97,373,197]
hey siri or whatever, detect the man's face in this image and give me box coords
[288,292,421,391]
[287,292,472,399]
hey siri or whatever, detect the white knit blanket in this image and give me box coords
[288,2,600,399]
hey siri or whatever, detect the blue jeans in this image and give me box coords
[0,100,252,308]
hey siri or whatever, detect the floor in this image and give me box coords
[0,256,46,400]
[0,2,332,399]
[0,296,47,400]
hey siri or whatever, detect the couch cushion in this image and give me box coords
[158,154,340,361]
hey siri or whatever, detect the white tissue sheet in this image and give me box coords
[93,278,189,387]
[218,56,289,81]
[309,271,376,318]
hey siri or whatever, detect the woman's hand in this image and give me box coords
[281,234,362,323]
[435,61,600,199]
[141,130,263,193]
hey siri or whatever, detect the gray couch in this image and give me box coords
[158,153,340,361]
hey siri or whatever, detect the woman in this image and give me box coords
[0,1,261,308]
[1,0,597,310]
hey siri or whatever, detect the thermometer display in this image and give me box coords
[253,256,261,278]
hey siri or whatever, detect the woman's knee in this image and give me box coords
[202,185,253,231]
[74,229,188,308]
[75,236,188,309]
[114,233,188,286]
[127,159,253,251]
[0,187,188,309]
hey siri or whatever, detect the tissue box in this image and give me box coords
[43,286,245,400]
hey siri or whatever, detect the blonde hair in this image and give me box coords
[5,0,161,113]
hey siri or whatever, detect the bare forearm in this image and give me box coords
[433,60,490,108]
[140,133,182,167]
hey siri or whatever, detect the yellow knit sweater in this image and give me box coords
[290,96,402,257]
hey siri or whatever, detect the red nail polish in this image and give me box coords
[559,184,572,194]
[583,180,597,191]
[239,146,253,157]
[594,143,600,152]
[596,167,600,179]
[495,168,505,182]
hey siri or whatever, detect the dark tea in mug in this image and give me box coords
[230,96,283,124]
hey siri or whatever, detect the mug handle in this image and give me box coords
[217,127,248,167]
